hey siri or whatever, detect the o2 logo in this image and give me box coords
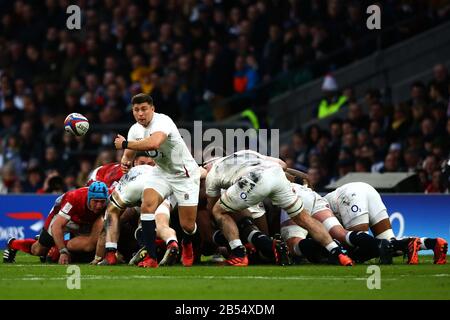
[145,150,163,158]
[389,212,405,238]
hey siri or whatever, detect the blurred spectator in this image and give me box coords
[317,74,348,119]
[64,170,78,191]
[76,158,94,188]
[374,150,398,173]
[45,146,64,173]
[1,161,18,193]
[355,157,371,173]
[425,169,445,193]
[21,165,43,193]
[423,154,440,179]
[307,167,325,192]
[429,64,449,99]
[233,55,259,94]
[403,148,421,172]
[347,102,369,130]
[37,170,65,194]
[408,81,428,107]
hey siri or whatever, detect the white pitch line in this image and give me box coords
[2,274,449,282]
[0,275,396,281]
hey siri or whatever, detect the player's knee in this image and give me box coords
[84,242,97,253]
[212,204,226,221]
[141,202,156,213]
[181,221,196,234]
[295,211,312,228]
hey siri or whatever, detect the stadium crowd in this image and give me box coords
[281,64,450,193]
[0,0,450,193]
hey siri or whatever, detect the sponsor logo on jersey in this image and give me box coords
[61,202,73,214]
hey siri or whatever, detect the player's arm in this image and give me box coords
[89,216,106,264]
[286,168,310,185]
[104,202,123,245]
[120,149,137,173]
[207,195,220,212]
[92,228,106,264]
[205,174,221,211]
[115,132,167,151]
[50,214,70,264]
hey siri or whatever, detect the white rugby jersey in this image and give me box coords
[205,150,277,197]
[127,112,197,175]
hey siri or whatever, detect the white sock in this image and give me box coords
[105,242,117,250]
[247,230,259,245]
[229,239,243,250]
[325,242,338,252]
[166,237,178,245]
[420,237,428,250]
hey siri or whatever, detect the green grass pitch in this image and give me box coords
[1,252,448,300]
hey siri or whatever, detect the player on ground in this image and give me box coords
[114,95,200,267]
[324,182,448,264]
[204,150,353,266]
[3,182,108,264]
[98,164,180,267]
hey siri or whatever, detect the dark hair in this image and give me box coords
[131,93,153,105]
[48,175,64,192]
[411,81,425,89]
[135,151,150,158]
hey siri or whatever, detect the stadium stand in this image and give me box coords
[0,0,449,193]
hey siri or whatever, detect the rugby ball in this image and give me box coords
[64,113,89,136]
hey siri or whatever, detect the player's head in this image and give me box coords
[134,151,155,166]
[131,93,154,127]
[87,181,108,212]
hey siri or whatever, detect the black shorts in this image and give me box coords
[38,229,55,248]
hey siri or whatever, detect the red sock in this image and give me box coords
[10,239,36,254]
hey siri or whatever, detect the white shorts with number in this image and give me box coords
[141,165,200,206]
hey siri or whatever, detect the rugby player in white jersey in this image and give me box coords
[114,94,200,267]
[97,164,180,267]
[204,150,353,266]
[324,182,447,264]
[279,183,393,264]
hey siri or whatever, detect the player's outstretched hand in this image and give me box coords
[121,160,131,174]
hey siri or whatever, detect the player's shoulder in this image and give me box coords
[129,122,145,133]
[61,187,88,211]
[102,162,121,170]
[154,112,176,125]
[66,187,88,199]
